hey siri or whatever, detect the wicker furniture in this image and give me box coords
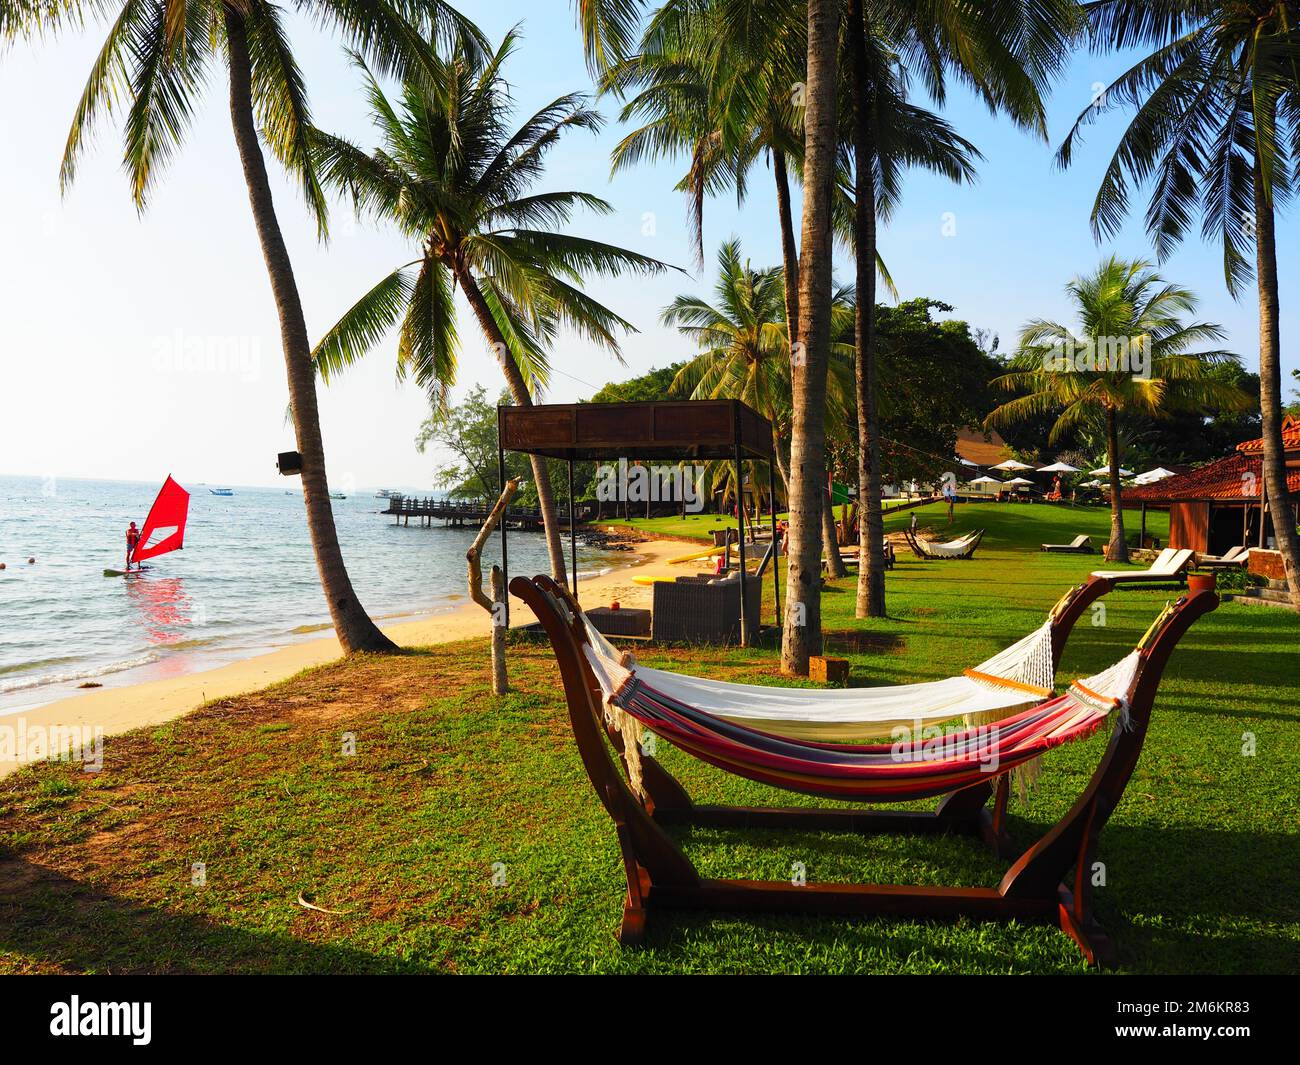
[651,575,762,644]
[585,606,652,637]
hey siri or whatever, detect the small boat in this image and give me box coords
[374,489,392,499]
[209,488,234,496]
[330,492,347,500]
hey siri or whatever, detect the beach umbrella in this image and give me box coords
[1134,467,1177,485]
[1089,465,1134,477]
[1005,476,1035,486]
[990,459,1034,471]
[968,475,1002,485]
[1037,460,1080,473]
[953,457,979,467]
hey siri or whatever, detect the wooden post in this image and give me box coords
[468,478,520,695]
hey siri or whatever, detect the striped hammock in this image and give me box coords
[597,650,1139,803]
[909,528,984,559]
[579,594,1061,742]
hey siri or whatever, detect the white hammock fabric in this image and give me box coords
[580,609,1064,741]
[914,530,981,558]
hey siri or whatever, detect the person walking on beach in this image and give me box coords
[125,521,141,572]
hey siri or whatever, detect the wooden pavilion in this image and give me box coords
[497,399,777,644]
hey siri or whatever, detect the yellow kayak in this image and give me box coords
[666,544,727,564]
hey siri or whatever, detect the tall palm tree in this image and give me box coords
[1058,0,1300,605]
[780,0,844,675]
[662,238,855,493]
[845,0,1083,618]
[986,257,1248,561]
[603,0,899,581]
[308,32,673,583]
[48,0,481,653]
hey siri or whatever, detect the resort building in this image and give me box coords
[1125,415,1300,571]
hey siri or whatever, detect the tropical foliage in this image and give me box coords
[1060,0,1300,599]
[308,30,673,582]
[986,256,1249,561]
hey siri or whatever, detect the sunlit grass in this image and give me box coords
[1,503,1294,974]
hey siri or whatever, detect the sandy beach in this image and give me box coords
[1,535,707,777]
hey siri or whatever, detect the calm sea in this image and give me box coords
[0,475,623,713]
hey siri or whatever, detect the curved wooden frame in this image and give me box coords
[511,574,1211,965]
[904,527,986,560]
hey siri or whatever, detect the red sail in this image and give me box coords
[133,476,190,562]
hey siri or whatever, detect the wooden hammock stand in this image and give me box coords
[512,573,1217,967]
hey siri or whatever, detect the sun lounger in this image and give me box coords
[1196,545,1249,569]
[1041,534,1093,553]
[1091,547,1194,585]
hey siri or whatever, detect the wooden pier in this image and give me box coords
[384,494,595,530]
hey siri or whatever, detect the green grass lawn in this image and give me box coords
[605,495,920,542]
[1,502,1295,974]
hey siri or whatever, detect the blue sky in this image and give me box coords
[0,1,1294,490]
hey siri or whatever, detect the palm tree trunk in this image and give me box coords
[1254,153,1300,608]
[822,485,846,576]
[772,429,791,495]
[776,150,844,580]
[224,10,394,653]
[773,148,800,346]
[781,0,843,675]
[453,265,568,584]
[1104,405,1128,562]
[849,0,885,618]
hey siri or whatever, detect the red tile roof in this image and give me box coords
[1125,451,1300,502]
[1236,413,1300,455]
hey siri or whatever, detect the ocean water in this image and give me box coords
[0,475,624,713]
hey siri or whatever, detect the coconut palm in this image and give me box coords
[308,31,673,584]
[986,257,1248,561]
[1058,0,1300,604]
[774,0,843,674]
[47,0,482,653]
[844,0,1083,618]
[662,238,856,488]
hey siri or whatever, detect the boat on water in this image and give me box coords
[374,489,392,498]
[209,488,234,496]
[330,492,346,500]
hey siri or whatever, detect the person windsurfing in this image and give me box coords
[125,521,141,572]
[106,477,190,578]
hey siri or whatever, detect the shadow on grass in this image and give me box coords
[0,857,430,975]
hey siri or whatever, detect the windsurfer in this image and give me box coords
[125,521,141,572]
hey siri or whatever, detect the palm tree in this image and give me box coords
[845,0,1082,618]
[986,257,1248,561]
[308,32,673,584]
[603,1,903,581]
[662,238,855,492]
[1058,0,1300,605]
[49,0,481,653]
[778,0,844,675]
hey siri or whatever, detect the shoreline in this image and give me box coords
[0,535,703,777]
